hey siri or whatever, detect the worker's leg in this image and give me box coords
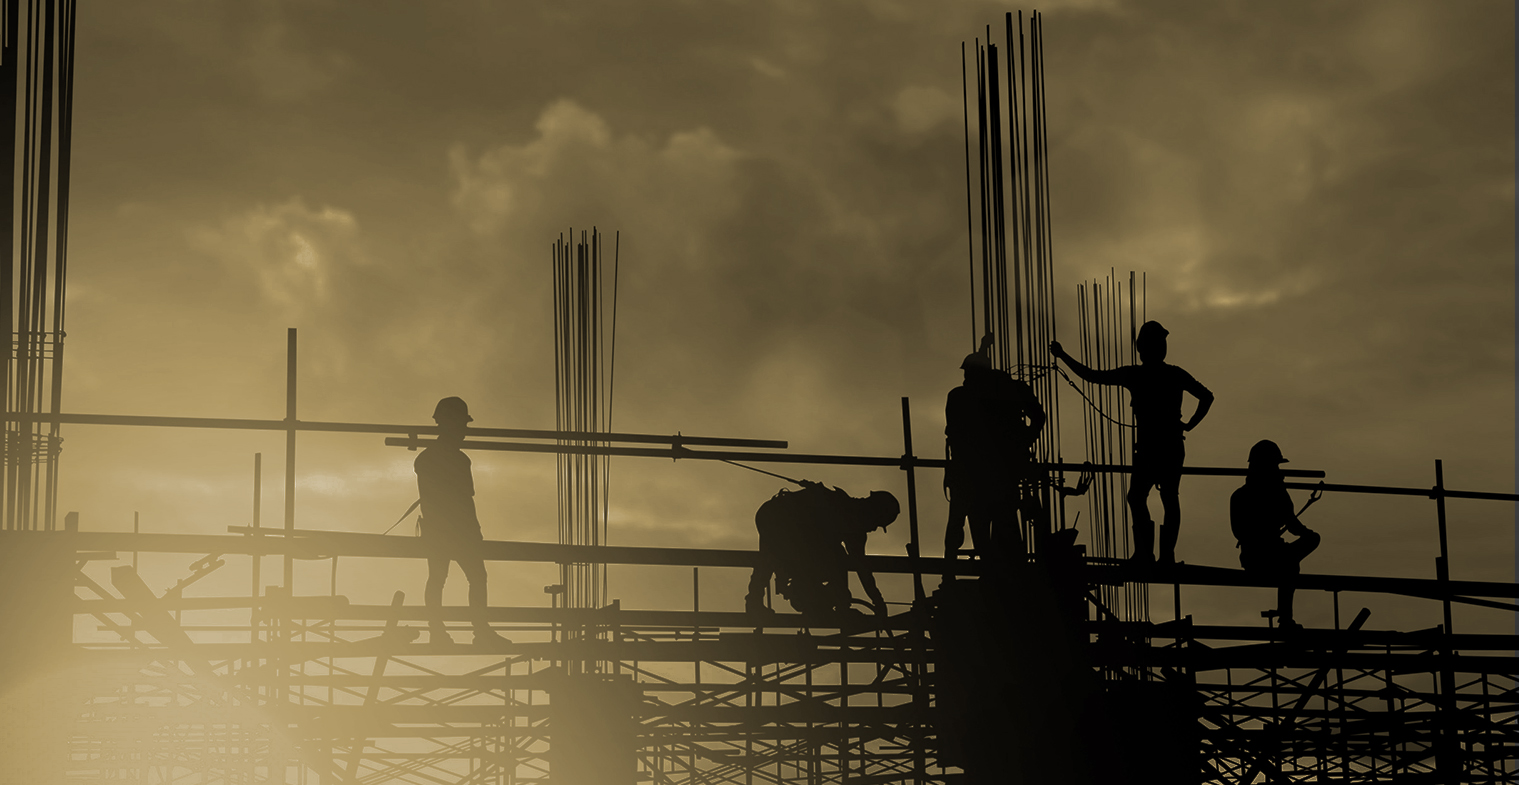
[1287,530,1322,563]
[1125,476,1157,563]
[992,489,1026,563]
[745,562,774,613]
[425,555,450,637]
[944,497,967,561]
[1157,483,1182,566]
[747,520,780,611]
[457,556,489,629]
[1279,531,1320,625]
[1277,559,1301,625]
[966,494,993,563]
[1153,442,1185,565]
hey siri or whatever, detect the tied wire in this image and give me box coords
[1012,362,1137,430]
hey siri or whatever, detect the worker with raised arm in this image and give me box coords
[1049,321,1213,567]
[1230,439,1321,633]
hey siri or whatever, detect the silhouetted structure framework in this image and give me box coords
[13,464,1519,784]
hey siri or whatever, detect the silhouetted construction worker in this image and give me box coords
[944,335,1045,567]
[1050,321,1213,567]
[417,396,506,645]
[1230,439,1321,632]
[744,482,899,618]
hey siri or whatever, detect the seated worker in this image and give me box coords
[744,481,900,618]
[1230,439,1321,632]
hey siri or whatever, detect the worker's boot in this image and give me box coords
[1127,521,1155,566]
[430,622,455,646]
[1157,524,1179,568]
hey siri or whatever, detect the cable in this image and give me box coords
[719,459,809,487]
[381,499,422,535]
[1016,362,1135,430]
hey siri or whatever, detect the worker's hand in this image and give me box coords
[1049,340,1065,360]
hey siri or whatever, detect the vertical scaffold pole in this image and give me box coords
[284,328,296,589]
[1433,459,1457,784]
[252,452,261,599]
[901,397,924,603]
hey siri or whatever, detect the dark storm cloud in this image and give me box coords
[54,1,1514,622]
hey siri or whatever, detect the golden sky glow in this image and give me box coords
[49,0,1515,632]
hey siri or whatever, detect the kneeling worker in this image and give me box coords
[744,481,900,618]
[1230,439,1321,632]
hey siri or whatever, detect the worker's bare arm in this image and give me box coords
[1183,373,1214,432]
[1049,341,1123,385]
[845,538,887,615]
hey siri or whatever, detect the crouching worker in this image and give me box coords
[1230,439,1321,633]
[744,481,900,618]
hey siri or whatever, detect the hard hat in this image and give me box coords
[1137,320,1169,345]
[960,351,992,371]
[1247,439,1288,466]
[433,396,474,423]
[867,490,901,524]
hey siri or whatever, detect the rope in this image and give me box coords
[1017,362,1136,430]
[719,459,808,487]
[381,499,422,535]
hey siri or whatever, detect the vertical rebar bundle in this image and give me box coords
[552,229,618,614]
[962,11,1064,551]
[1074,272,1148,623]
[2,0,76,531]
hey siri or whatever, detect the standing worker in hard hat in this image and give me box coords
[944,334,1046,568]
[1230,439,1321,633]
[1050,322,1213,567]
[416,396,507,645]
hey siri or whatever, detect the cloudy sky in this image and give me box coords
[55,1,1513,633]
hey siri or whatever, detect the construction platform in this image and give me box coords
[2,526,1514,785]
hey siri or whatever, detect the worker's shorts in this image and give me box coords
[1131,438,1184,494]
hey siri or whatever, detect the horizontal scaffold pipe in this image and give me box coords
[1091,619,1519,651]
[32,529,979,576]
[1087,561,1519,600]
[1284,480,1519,503]
[3,411,786,449]
[384,436,1328,480]
[70,639,937,665]
[1094,646,1519,676]
[72,599,932,632]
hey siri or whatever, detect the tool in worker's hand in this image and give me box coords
[1296,482,1325,518]
[382,499,423,535]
